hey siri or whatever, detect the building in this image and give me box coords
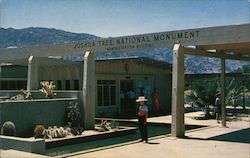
[0,56,172,117]
[1,24,250,136]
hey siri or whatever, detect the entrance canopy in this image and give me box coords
[0,23,249,61]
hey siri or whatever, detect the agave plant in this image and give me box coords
[39,81,56,99]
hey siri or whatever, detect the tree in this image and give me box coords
[223,78,247,109]
[185,80,219,119]
[185,80,219,108]
[185,78,247,118]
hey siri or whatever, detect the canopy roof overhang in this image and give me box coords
[0,23,249,62]
[184,42,250,61]
[0,56,171,69]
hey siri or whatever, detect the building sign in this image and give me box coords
[0,24,249,60]
[73,30,200,52]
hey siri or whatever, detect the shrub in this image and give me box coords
[65,102,80,127]
[1,121,16,136]
[34,125,45,139]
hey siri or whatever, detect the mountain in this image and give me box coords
[0,27,249,73]
[57,48,250,74]
[0,27,98,48]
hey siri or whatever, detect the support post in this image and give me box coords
[221,58,226,127]
[82,51,95,129]
[171,44,185,137]
[242,80,245,110]
[27,56,38,91]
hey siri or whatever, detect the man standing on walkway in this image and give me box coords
[137,96,148,143]
[215,97,221,123]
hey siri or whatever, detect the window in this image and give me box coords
[1,81,8,90]
[17,80,26,89]
[65,80,71,90]
[97,80,116,106]
[74,80,80,90]
[0,80,27,90]
[8,81,16,90]
[57,80,62,90]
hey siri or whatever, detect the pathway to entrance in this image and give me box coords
[1,111,249,158]
[70,112,250,158]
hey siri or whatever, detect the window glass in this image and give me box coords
[57,80,62,90]
[74,80,80,90]
[97,85,103,106]
[17,80,26,89]
[1,81,8,90]
[65,80,71,90]
[97,80,116,106]
[8,81,16,90]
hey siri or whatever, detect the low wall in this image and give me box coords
[96,106,119,117]
[0,98,80,137]
[0,90,80,100]
[45,126,137,148]
[0,135,45,154]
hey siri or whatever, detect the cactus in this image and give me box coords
[43,126,73,139]
[6,89,32,101]
[1,121,16,136]
[39,81,56,99]
[96,120,118,132]
[34,125,45,139]
[100,120,112,131]
[71,127,84,136]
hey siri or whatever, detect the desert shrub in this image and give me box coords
[1,121,16,136]
[65,102,80,127]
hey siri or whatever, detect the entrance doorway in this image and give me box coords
[120,80,136,116]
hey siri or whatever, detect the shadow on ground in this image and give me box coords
[185,128,250,144]
[208,128,250,144]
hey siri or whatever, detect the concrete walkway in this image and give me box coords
[69,112,250,158]
[0,149,49,158]
[1,112,249,158]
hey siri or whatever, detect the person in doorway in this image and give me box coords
[215,97,221,123]
[126,89,136,101]
[152,88,160,113]
[120,90,125,113]
[126,89,136,111]
[136,96,148,143]
[140,87,146,97]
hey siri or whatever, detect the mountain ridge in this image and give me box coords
[0,27,98,48]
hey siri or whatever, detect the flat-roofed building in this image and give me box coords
[0,56,172,117]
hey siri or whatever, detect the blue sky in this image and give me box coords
[0,0,249,37]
